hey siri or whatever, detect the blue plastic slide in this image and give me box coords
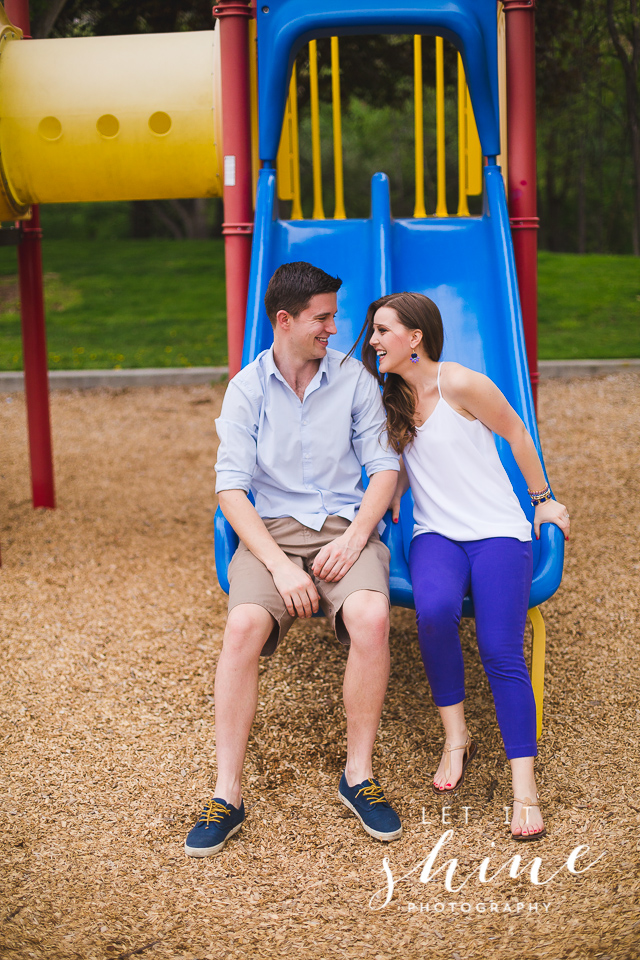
[214,0,564,614]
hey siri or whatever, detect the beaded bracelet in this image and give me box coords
[528,483,553,507]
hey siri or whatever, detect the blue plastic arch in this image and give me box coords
[256,0,501,160]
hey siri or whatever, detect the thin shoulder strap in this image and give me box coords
[436,362,443,398]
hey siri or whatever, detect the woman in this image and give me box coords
[351,292,569,841]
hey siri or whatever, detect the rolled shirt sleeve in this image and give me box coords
[214,379,260,494]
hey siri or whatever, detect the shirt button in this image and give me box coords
[304,454,310,460]
[302,419,308,426]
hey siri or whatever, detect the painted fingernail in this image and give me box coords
[393,517,398,523]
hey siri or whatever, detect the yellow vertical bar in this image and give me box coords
[497,1,508,188]
[465,85,483,195]
[309,39,325,220]
[413,35,427,218]
[289,64,303,220]
[331,37,346,219]
[248,18,260,206]
[528,606,546,740]
[457,52,470,216]
[276,66,303,219]
[277,85,294,198]
[435,36,448,217]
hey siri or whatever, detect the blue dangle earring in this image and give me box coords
[410,350,419,364]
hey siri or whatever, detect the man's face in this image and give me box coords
[283,292,338,362]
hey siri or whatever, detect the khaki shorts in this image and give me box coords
[227,515,390,657]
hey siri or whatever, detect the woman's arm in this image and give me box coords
[390,460,410,523]
[444,364,570,541]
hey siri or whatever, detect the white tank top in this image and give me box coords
[402,364,532,542]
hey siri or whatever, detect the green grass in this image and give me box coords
[0,242,638,371]
[537,252,640,359]
[0,239,228,371]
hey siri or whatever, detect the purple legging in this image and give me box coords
[408,533,537,759]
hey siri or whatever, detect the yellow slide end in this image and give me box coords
[527,606,546,740]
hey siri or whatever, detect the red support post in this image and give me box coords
[503,0,539,408]
[213,0,254,379]
[18,208,56,507]
[5,0,55,507]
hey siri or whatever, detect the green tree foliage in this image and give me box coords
[292,35,465,220]
[535,0,639,254]
[30,0,213,37]
[24,0,640,253]
[605,0,640,253]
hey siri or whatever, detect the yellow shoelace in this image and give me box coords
[196,800,230,826]
[355,780,387,805]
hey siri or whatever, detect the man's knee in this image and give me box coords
[341,590,390,649]
[222,603,275,660]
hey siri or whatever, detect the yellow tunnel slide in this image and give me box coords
[0,23,223,220]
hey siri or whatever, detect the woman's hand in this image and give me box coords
[534,499,570,541]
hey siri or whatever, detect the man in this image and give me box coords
[185,262,401,857]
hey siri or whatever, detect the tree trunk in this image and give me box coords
[165,198,210,239]
[597,57,605,253]
[130,201,155,239]
[607,0,640,255]
[33,0,70,38]
[577,65,587,254]
[577,138,587,253]
[544,125,562,251]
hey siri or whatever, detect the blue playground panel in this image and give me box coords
[214,0,564,615]
[255,0,501,160]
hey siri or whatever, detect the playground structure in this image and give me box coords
[0,0,555,731]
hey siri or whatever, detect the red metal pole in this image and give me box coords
[5,0,55,507]
[17,208,56,507]
[213,0,254,378]
[503,0,539,409]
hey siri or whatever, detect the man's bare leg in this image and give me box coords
[340,590,390,787]
[213,603,275,807]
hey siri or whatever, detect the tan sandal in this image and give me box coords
[511,795,547,842]
[432,734,478,795]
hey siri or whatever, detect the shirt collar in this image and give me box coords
[317,350,331,384]
[263,345,282,382]
[264,345,332,387]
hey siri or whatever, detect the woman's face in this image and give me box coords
[369,305,418,376]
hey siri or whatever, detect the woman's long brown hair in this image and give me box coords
[345,292,444,454]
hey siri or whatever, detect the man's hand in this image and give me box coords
[311,528,367,583]
[271,557,320,618]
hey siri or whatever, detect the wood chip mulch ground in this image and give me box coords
[1,374,639,960]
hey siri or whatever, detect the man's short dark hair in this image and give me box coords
[264,261,342,327]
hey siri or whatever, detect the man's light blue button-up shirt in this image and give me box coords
[215,347,399,531]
